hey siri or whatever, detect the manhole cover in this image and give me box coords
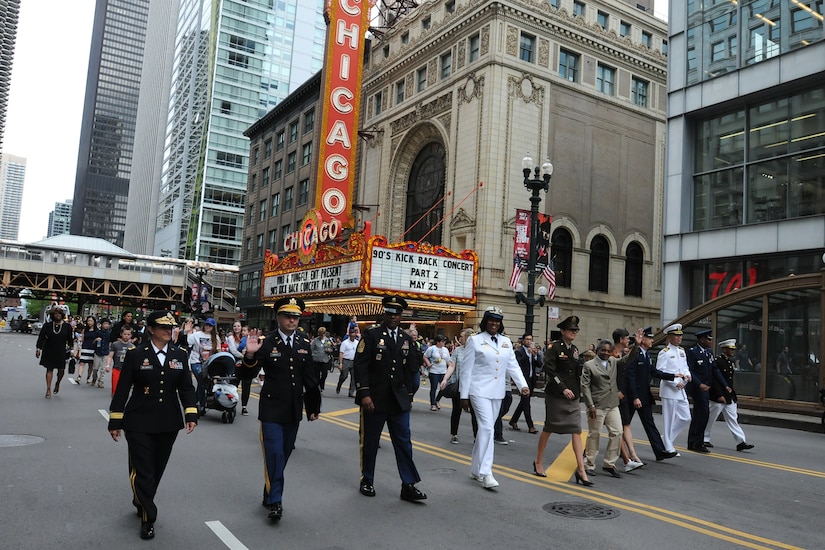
[0,434,46,447]
[542,502,619,520]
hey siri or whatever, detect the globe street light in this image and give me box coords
[514,153,552,337]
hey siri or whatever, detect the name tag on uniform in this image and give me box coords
[141,359,153,370]
[169,360,183,370]
[502,343,510,348]
[297,349,308,354]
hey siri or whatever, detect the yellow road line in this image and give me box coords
[319,413,803,550]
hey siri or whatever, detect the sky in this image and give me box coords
[3,0,667,244]
[4,0,95,242]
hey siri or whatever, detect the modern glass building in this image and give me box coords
[664,0,825,408]
[153,0,326,263]
[71,0,152,247]
[48,200,73,238]
[0,152,24,240]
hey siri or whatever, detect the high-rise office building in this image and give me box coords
[0,0,21,154]
[71,0,153,247]
[0,152,25,240]
[663,0,825,406]
[47,200,73,238]
[152,0,326,262]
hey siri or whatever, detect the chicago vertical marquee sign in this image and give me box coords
[317,0,370,229]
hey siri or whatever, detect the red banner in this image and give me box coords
[510,209,552,288]
[316,0,369,229]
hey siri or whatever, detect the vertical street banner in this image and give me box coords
[316,0,370,229]
[510,209,553,288]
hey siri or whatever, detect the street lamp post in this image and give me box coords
[514,153,553,337]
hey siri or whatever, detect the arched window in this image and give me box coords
[550,228,572,288]
[404,142,445,244]
[624,241,644,297]
[588,235,610,292]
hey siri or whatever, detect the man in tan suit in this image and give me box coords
[581,329,642,478]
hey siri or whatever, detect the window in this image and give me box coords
[262,167,270,187]
[440,51,452,79]
[287,152,296,173]
[624,242,643,297]
[256,233,263,256]
[519,33,535,63]
[273,160,282,180]
[250,173,257,192]
[374,90,383,116]
[641,31,652,48]
[382,44,390,58]
[396,80,405,104]
[417,67,427,92]
[271,193,280,216]
[220,100,231,114]
[573,1,585,17]
[620,20,631,37]
[268,229,278,252]
[548,0,560,7]
[259,199,267,222]
[662,39,668,56]
[248,204,255,225]
[265,139,272,158]
[289,121,299,143]
[252,147,259,165]
[405,142,446,244]
[211,216,236,239]
[276,131,284,151]
[281,225,291,245]
[597,10,608,29]
[469,33,480,62]
[446,0,455,13]
[631,77,649,107]
[284,186,293,211]
[401,31,409,44]
[303,109,315,133]
[551,228,572,288]
[596,63,615,95]
[559,49,580,82]
[422,16,430,30]
[228,51,248,68]
[302,142,312,165]
[588,236,609,292]
[245,237,252,260]
[298,179,309,206]
[216,151,244,168]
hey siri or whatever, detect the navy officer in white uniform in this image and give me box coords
[460,306,529,489]
[656,323,692,455]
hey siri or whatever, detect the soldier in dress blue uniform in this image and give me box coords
[354,296,427,502]
[242,297,321,521]
[625,327,680,461]
[704,338,755,451]
[686,328,728,453]
[107,310,198,540]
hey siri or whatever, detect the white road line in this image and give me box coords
[205,521,248,550]
[98,409,109,421]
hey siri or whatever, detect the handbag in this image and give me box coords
[441,378,459,399]
[67,357,76,375]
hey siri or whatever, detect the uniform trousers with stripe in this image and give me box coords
[125,431,178,523]
[260,421,299,506]
[359,408,420,485]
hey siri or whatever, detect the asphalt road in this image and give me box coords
[1,332,822,550]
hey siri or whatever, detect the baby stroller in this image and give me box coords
[202,352,240,423]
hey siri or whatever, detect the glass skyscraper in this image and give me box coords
[153,0,326,262]
[71,0,152,247]
[0,152,25,240]
[0,0,21,154]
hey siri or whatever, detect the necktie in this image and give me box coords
[286,336,292,349]
[391,330,397,343]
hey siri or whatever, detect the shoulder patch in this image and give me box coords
[356,339,365,353]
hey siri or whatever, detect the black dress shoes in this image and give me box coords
[400,483,427,502]
[139,521,155,540]
[736,442,755,451]
[359,478,376,497]
[657,450,679,460]
[703,442,714,448]
[267,503,283,520]
[602,466,622,478]
[688,444,710,453]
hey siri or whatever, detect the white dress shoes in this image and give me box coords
[481,474,500,489]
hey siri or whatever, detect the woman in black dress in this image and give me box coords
[35,306,74,398]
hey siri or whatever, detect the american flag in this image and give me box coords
[509,256,524,288]
[543,259,556,299]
